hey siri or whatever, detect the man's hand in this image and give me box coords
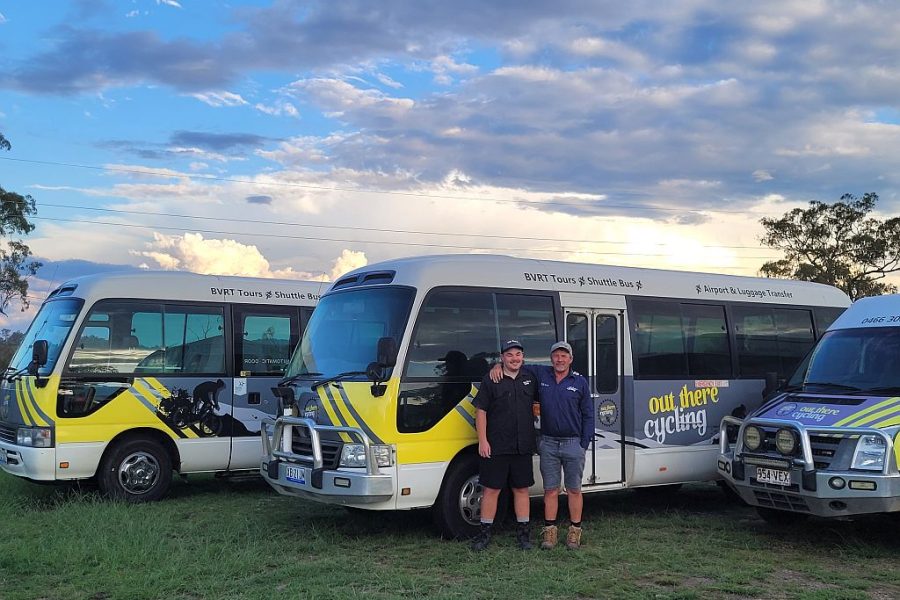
[479,439,491,458]
[489,363,503,383]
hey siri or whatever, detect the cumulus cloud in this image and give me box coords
[189,91,248,107]
[131,232,367,282]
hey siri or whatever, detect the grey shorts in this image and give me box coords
[538,436,586,491]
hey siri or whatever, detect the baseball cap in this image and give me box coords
[500,339,524,353]
[550,341,573,355]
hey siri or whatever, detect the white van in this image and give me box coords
[718,294,900,523]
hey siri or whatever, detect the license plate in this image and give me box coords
[0,448,7,465]
[756,467,791,486]
[285,465,307,485]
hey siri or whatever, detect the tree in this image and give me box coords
[759,193,900,300]
[0,328,24,369]
[1,132,42,315]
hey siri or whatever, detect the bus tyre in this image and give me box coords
[98,438,173,502]
[433,454,508,540]
[756,507,808,526]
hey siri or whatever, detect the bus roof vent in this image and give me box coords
[47,284,78,299]
[331,270,396,290]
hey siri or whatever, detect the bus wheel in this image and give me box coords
[756,507,808,526]
[98,438,173,502]
[433,454,484,540]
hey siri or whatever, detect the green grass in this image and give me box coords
[0,474,897,600]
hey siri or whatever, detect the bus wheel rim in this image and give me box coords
[117,451,160,495]
[458,474,483,526]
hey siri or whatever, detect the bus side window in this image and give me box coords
[733,306,814,378]
[235,309,297,376]
[69,302,164,374]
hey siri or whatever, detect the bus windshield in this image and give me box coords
[795,327,900,393]
[7,298,84,375]
[286,286,414,378]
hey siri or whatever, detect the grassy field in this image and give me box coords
[0,473,897,600]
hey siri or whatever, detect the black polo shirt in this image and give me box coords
[473,370,538,455]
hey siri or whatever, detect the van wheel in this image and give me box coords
[756,507,808,526]
[98,438,173,502]
[432,454,509,540]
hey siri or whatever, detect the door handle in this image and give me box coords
[248,392,261,405]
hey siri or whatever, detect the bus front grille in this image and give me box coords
[0,423,14,444]
[753,489,810,512]
[289,437,343,470]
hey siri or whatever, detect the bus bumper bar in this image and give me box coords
[259,416,394,504]
[717,415,900,517]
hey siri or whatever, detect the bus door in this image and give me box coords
[564,308,624,485]
[229,305,305,470]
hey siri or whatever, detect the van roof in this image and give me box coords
[828,294,900,330]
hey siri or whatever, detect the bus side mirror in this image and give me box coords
[376,337,398,368]
[29,340,49,375]
[271,386,296,414]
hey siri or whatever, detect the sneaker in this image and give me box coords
[566,525,583,550]
[539,525,558,550]
[515,523,533,550]
[470,525,492,551]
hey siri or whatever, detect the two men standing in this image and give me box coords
[473,339,594,551]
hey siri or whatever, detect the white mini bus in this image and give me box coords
[1,271,323,500]
[260,254,850,538]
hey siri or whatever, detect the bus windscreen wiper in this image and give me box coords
[278,372,323,387]
[858,386,900,395]
[311,371,367,391]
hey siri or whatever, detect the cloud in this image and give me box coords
[131,232,366,283]
[753,170,774,182]
[157,0,182,8]
[189,91,248,107]
[246,195,273,205]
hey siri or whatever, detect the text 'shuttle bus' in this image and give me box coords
[718,294,900,524]
[1,271,322,500]
[260,255,849,538]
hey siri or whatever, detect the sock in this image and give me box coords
[570,521,581,528]
[480,519,493,527]
[517,517,529,525]
[544,519,557,527]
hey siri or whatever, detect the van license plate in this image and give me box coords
[756,467,790,486]
[285,465,307,485]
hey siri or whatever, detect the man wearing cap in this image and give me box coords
[470,339,538,551]
[490,340,593,550]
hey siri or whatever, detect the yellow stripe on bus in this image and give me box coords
[846,402,900,428]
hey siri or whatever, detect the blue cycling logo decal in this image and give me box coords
[776,403,797,416]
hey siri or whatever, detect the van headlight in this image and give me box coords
[850,435,887,471]
[17,426,53,448]
[340,444,393,468]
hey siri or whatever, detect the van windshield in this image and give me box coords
[7,298,84,375]
[800,328,900,392]
[285,286,414,378]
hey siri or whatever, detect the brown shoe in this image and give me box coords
[566,525,583,549]
[540,525,558,550]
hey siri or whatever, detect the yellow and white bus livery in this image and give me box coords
[260,254,850,538]
[1,271,322,501]
[718,293,900,524]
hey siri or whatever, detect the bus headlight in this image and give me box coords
[17,426,53,448]
[850,435,886,471]
[340,444,393,468]
[775,428,798,455]
[743,426,763,451]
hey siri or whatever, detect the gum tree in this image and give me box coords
[759,193,900,300]
[0,132,41,315]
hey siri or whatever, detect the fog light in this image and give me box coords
[333,477,351,488]
[775,428,798,455]
[828,477,845,490]
[743,426,763,451]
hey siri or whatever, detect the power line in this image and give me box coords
[35,201,777,253]
[31,214,780,261]
[5,154,774,215]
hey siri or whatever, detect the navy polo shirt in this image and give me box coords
[524,365,594,449]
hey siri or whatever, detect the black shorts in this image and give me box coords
[478,454,535,490]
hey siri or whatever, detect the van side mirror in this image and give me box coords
[376,337,398,368]
[763,371,780,399]
[29,340,49,375]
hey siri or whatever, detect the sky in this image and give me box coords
[2,0,900,331]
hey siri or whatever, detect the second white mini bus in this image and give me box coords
[260,254,850,538]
